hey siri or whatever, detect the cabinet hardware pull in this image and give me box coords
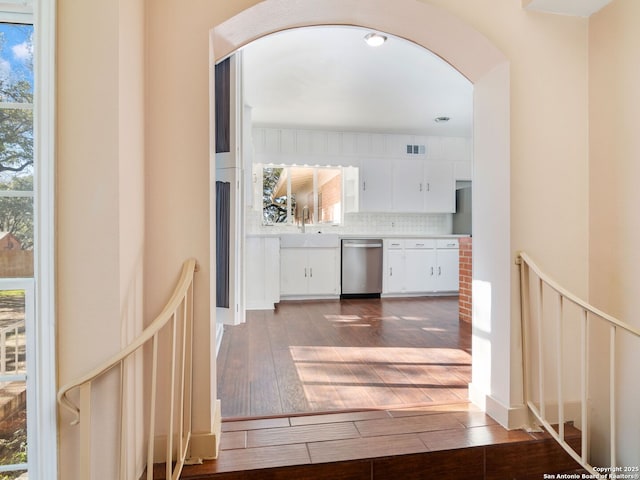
[438,267,441,276]
[427,183,430,192]
[430,267,434,276]
[419,183,423,192]
[363,181,366,191]
[304,268,307,277]
[390,267,393,276]
[416,243,424,246]
[310,268,313,277]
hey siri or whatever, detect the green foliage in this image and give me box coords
[0,80,33,178]
[0,176,33,249]
[262,167,289,223]
[0,427,27,480]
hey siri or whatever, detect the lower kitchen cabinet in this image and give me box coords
[384,238,459,294]
[280,247,339,297]
[434,245,459,292]
[245,236,280,310]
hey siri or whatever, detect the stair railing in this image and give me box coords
[57,259,198,480]
[517,252,640,475]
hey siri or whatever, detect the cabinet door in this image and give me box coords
[424,161,455,213]
[280,248,308,296]
[436,249,459,292]
[385,249,405,293]
[246,237,281,308]
[307,248,338,295]
[404,249,436,292]
[245,237,266,308]
[392,159,424,212]
[360,157,392,212]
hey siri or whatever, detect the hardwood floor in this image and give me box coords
[216,296,471,418]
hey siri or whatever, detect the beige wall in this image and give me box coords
[57,0,146,477]
[426,0,589,293]
[56,0,594,475]
[589,0,640,464]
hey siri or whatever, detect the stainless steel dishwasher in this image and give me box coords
[341,239,383,298]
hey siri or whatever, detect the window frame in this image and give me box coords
[261,164,344,227]
[0,1,58,478]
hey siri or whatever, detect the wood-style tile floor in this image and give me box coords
[157,404,583,479]
[216,296,471,418]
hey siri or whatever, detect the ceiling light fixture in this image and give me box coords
[434,116,451,123]
[364,32,387,47]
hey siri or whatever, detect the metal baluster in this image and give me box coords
[556,295,564,441]
[610,325,616,469]
[147,334,159,480]
[581,310,589,464]
[537,277,545,418]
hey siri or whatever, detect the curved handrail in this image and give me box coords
[57,258,198,424]
[518,251,640,338]
[518,251,639,474]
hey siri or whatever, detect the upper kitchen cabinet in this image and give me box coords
[360,157,393,212]
[391,159,455,213]
[424,161,455,213]
[392,158,424,212]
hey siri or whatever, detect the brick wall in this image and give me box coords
[0,250,34,277]
[318,174,341,223]
[459,237,472,323]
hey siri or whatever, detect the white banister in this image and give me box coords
[517,252,640,475]
[57,259,198,480]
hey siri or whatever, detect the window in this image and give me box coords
[262,165,342,226]
[0,21,33,480]
[0,6,57,477]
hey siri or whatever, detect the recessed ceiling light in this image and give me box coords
[364,32,387,47]
[434,116,451,123]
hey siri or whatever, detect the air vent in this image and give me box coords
[406,144,426,155]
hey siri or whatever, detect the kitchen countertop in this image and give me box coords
[246,232,470,239]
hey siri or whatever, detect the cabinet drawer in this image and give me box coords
[406,239,436,249]
[386,239,405,249]
[437,238,459,249]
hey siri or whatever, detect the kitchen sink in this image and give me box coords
[279,233,340,248]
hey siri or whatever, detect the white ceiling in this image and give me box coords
[523,0,612,17]
[241,26,473,137]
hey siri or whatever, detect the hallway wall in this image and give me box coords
[589,0,640,464]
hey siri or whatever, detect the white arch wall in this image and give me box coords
[53,0,591,475]
[211,0,516,426]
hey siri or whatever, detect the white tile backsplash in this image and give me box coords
[246,208,452,236]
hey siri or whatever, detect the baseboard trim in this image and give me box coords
[190,399,222,460]
[153,399,223,463]
[468,383,529,430]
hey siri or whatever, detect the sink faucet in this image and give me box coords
[300,206,309,233]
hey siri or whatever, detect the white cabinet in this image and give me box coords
[384,238,459,295]
[424,162,455,213]
[245,236,280,310]
[404,241,437,292]
[360,157,393,212]
[392,159,424,212]
[390,159,455,213]
[386,240,406,294]
[280,247,339,297]
[434,239,460,292]
[385,239,437,294]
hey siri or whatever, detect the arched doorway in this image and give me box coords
[210,0,521,430]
